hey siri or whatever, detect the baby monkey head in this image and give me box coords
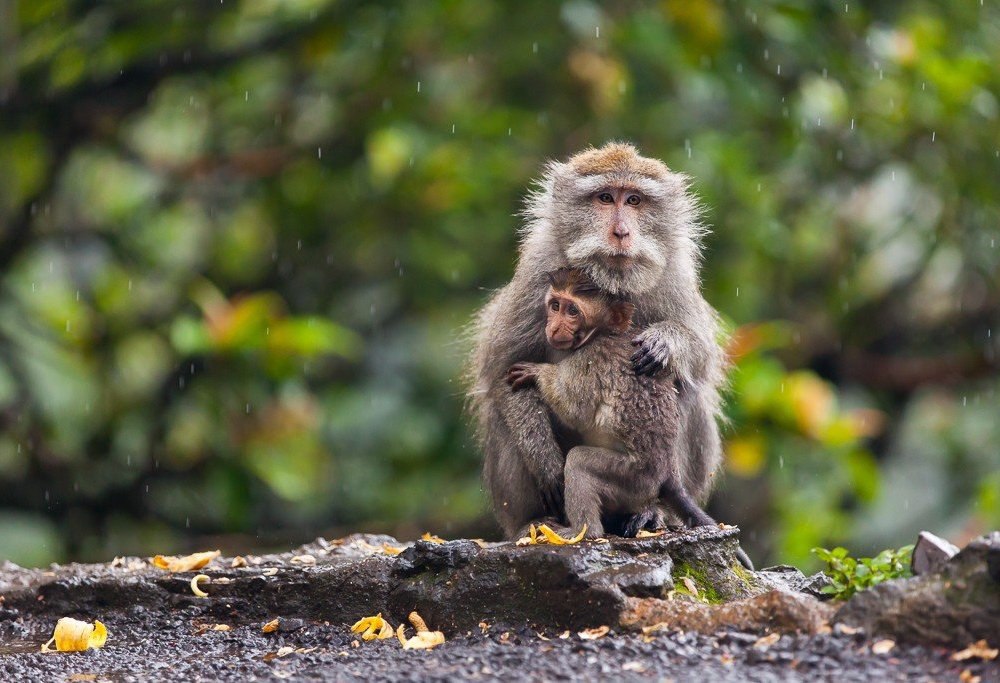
[544,268,635,351]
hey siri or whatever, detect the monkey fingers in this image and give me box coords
[505,363,539,390]
[621,506,665,538]
[631,333,670,376]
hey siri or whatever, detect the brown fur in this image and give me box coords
[568,143,670,179]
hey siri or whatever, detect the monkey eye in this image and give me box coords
[567,304,580,316]
[549,300,559,312]
[626,194,641,206]
[597,192,614,204]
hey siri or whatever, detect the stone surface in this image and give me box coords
[911,530,959,575]
[836,531,1000,647]
[620,590,836,635]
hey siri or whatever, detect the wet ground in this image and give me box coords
[2,607,995,682]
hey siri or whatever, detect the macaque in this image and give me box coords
[469,142,727,542]
[505,269,752,570]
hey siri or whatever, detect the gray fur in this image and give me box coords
[467,143,727,539]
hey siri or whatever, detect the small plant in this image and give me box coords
[811,544,914,600]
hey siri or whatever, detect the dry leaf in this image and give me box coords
[421,533,447,544]
[262,618,280,634]
[41,618,108,653]
[231,556,247,568]
[350,614,394,641]
[381,544,405,556]
[680,576,699,598]
[872,639,895,655]
[635,529,665,538]
[537,524,587,545]
[396,611,446,650]
[212,624,230,632]
[754,632,781,650]
[190,574,210,598]
[558,630,571,639]
[478,621,490,634]
[262,567,279,576]
[952,640,998,662]
[622,661,646,673]
[579,625,610,640]
[290,554,316,566]
[959,669,981,683]
[641,622,670,635]
[834,623,862,635]
[152,550,220,572]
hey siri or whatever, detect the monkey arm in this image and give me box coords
[631,315,724,385]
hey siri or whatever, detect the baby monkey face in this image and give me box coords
[544,289,595,351]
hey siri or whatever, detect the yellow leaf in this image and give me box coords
[190,574,210,597]
[537,524,587,545]
[381,543,405,556]
[754,632,780,650]
[951,640,997,662]
[41,618,108,653]
[579,625,609,640]
[421,533,447,544]
[350,613,394,641]
[636,529,665,538]
[872,639,895,655]
[262,618,280,634]
[152,550,220,572]
[402,630,445,650]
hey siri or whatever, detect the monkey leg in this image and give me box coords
[480,391,567,539]
[565,446,653,539]
[619,505,665,538]
[660,480,754,570]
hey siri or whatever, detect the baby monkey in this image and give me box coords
[507,268,752,568]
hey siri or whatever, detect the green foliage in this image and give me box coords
[812,545,914,601]
[0,1,998,566]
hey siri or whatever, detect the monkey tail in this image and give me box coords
[659,480,754,570]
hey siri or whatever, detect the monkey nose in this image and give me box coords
[612,225,630,239]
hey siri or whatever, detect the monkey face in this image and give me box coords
[544,290,597,351]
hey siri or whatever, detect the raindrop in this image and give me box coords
[532,42,538,54]
[451,123,456,134]
[736,63,743,74]
[931,131,935,142]
[317,147,322,159]
[850,118,855,130]
[595,26,600,38]
[246,403,251,414]
[764,49,769,61]
[963,396,967,406]
[75,290,80,301]
[297,239,303,250]
[891,170,895,181]
[416,81,421,93]
[45,490,50,502]
[245,90,249,101]
[507,127,512,136]
[776,64,781,75]
[186,517,191,528]
[127,455,131,466]
[779,456,784,469]
[735,287,739,297]
[128,279,133,291]
[844,2,849,11]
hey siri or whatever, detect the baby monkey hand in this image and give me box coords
[506,362,540,391]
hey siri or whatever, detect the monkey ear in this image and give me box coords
[610,301,635,332]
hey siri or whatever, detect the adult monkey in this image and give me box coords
[468,142,726,539]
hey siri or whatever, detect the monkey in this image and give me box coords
[504,269,752,569]
[468,142,727,542]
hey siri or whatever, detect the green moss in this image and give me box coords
[672,562,723,605]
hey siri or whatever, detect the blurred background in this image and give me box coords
[0,0,998,570]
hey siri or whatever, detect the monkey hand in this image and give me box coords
[621,506,665,538]
[631,324,693,380]
[506,362,540,390]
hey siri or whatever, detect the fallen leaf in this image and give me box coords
[952,640,998,662]
[636,529,665,538]
[872,639,895,655]
[262,618,280,634]
[754,632,781,650]
[350,613,394,641]
[261,567,279,576]
[381,544,405,556]
[834,623,862,635]
[212,624,230,632]
[396,611,446,650]
[558,630,571,639]
[41,618,108,653]
[538,524,587,545]
[622,661,646,672]
[190,574,210,598]
[421,533,447,544]
[478,621,489,634]
[579,625,610,640]
[152,550,221,572]
[290,554,316,566]
[680,576,699,597]
[641,622,670,635]
[959,669,981,683]
[536,632,550,641]
[231,556,247,568]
